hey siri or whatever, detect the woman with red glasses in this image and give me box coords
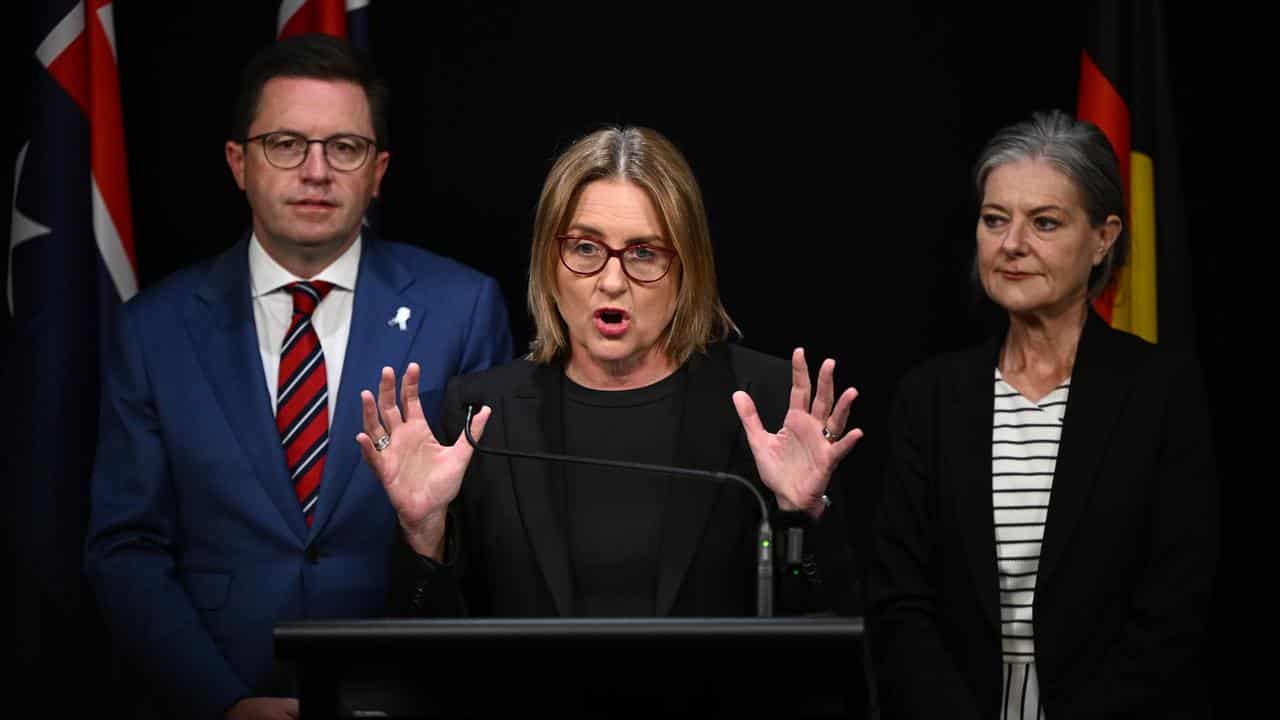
[357,126,862,624]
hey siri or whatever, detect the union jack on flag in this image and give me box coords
[8,0,135,657]
[275,0,377,229]
[278,0,371,48]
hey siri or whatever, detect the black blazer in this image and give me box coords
[868,312,1218,719]
[390,341,859,618]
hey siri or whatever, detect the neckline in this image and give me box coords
[563,363,688,408]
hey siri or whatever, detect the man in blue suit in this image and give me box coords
[85,35,512,720]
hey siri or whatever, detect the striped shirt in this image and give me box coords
[993,369,1069,720]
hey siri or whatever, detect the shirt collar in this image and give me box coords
[248,234,362,298]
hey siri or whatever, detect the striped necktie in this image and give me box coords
[277,280,335,527]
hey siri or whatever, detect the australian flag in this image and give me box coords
[6,0,137,699]
[277,0,372,49]
[276,0,379,230]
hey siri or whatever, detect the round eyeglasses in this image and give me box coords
[557,235,678,283]
[242,131,377,172]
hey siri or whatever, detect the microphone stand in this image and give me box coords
[463,405,774,617]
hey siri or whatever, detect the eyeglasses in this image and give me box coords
[557,235,678,283]
[242,131,377,172]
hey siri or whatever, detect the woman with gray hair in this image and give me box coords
[868,110,1218,719]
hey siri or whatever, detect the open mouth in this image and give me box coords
[593,308,630,337]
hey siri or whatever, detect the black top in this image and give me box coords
[391,341,861,620]
[868,311,1218,719]
[562,367,688,616]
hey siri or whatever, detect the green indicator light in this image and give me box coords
[762,540,770,548]
[791,568,800,576]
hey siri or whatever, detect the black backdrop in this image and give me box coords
[6,0,1237,714]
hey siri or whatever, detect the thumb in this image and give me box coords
[732,391,766,444]
[454,404,492,454]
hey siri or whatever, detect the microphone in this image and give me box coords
[463,403,775,617]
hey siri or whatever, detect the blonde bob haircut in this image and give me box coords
[526,126,739,365]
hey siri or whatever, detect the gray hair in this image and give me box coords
[973,110,1127,299]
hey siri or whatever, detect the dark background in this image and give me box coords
[7,0,1238,714]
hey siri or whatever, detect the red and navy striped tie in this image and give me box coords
[277,280,335,527]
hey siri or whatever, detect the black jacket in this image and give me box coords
[869,312,1219,719]
[390,341,859,618]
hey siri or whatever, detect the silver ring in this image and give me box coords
[821,426,837,443]
[373,434,391,452]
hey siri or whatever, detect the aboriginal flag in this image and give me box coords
[1078,0,1194,347]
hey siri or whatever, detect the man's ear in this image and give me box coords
[226,140,247,191]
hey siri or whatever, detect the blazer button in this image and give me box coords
[304,546,321,565]
[412,582,429,610]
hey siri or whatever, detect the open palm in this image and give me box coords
[355,363,489,555]
[733,348,862,518]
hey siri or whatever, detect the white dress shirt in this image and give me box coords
[249,235,361,424]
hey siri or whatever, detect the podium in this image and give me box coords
[275,616,870,718]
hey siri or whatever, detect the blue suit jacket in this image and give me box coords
[84,235,512,719]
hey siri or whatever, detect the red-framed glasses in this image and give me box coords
[557,235,678,283]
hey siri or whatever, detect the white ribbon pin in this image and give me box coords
[388,306,411,331]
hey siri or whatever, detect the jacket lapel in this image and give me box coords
[1036,312,1136,589]
[654,344,740,616]
[308,236,423,539]
[186,238,307,541]
[946,334,1004,630]
[504,364,575,616]
[499,344,746,616]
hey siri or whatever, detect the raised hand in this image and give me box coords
[732,348,863,519]
[355,362,490,558]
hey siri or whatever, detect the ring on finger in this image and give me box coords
[821,426,838,443]
[374,434,391,452]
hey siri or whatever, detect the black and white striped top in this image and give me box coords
[993,369,1069,720]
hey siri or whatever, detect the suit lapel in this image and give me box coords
[1037,312,1135,589]
[504,364,575,616]
[498,344,745,616]
[309,237,423,539]
[186,238,307,541]
[945,335,1004,630]
[654,344,739,616]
